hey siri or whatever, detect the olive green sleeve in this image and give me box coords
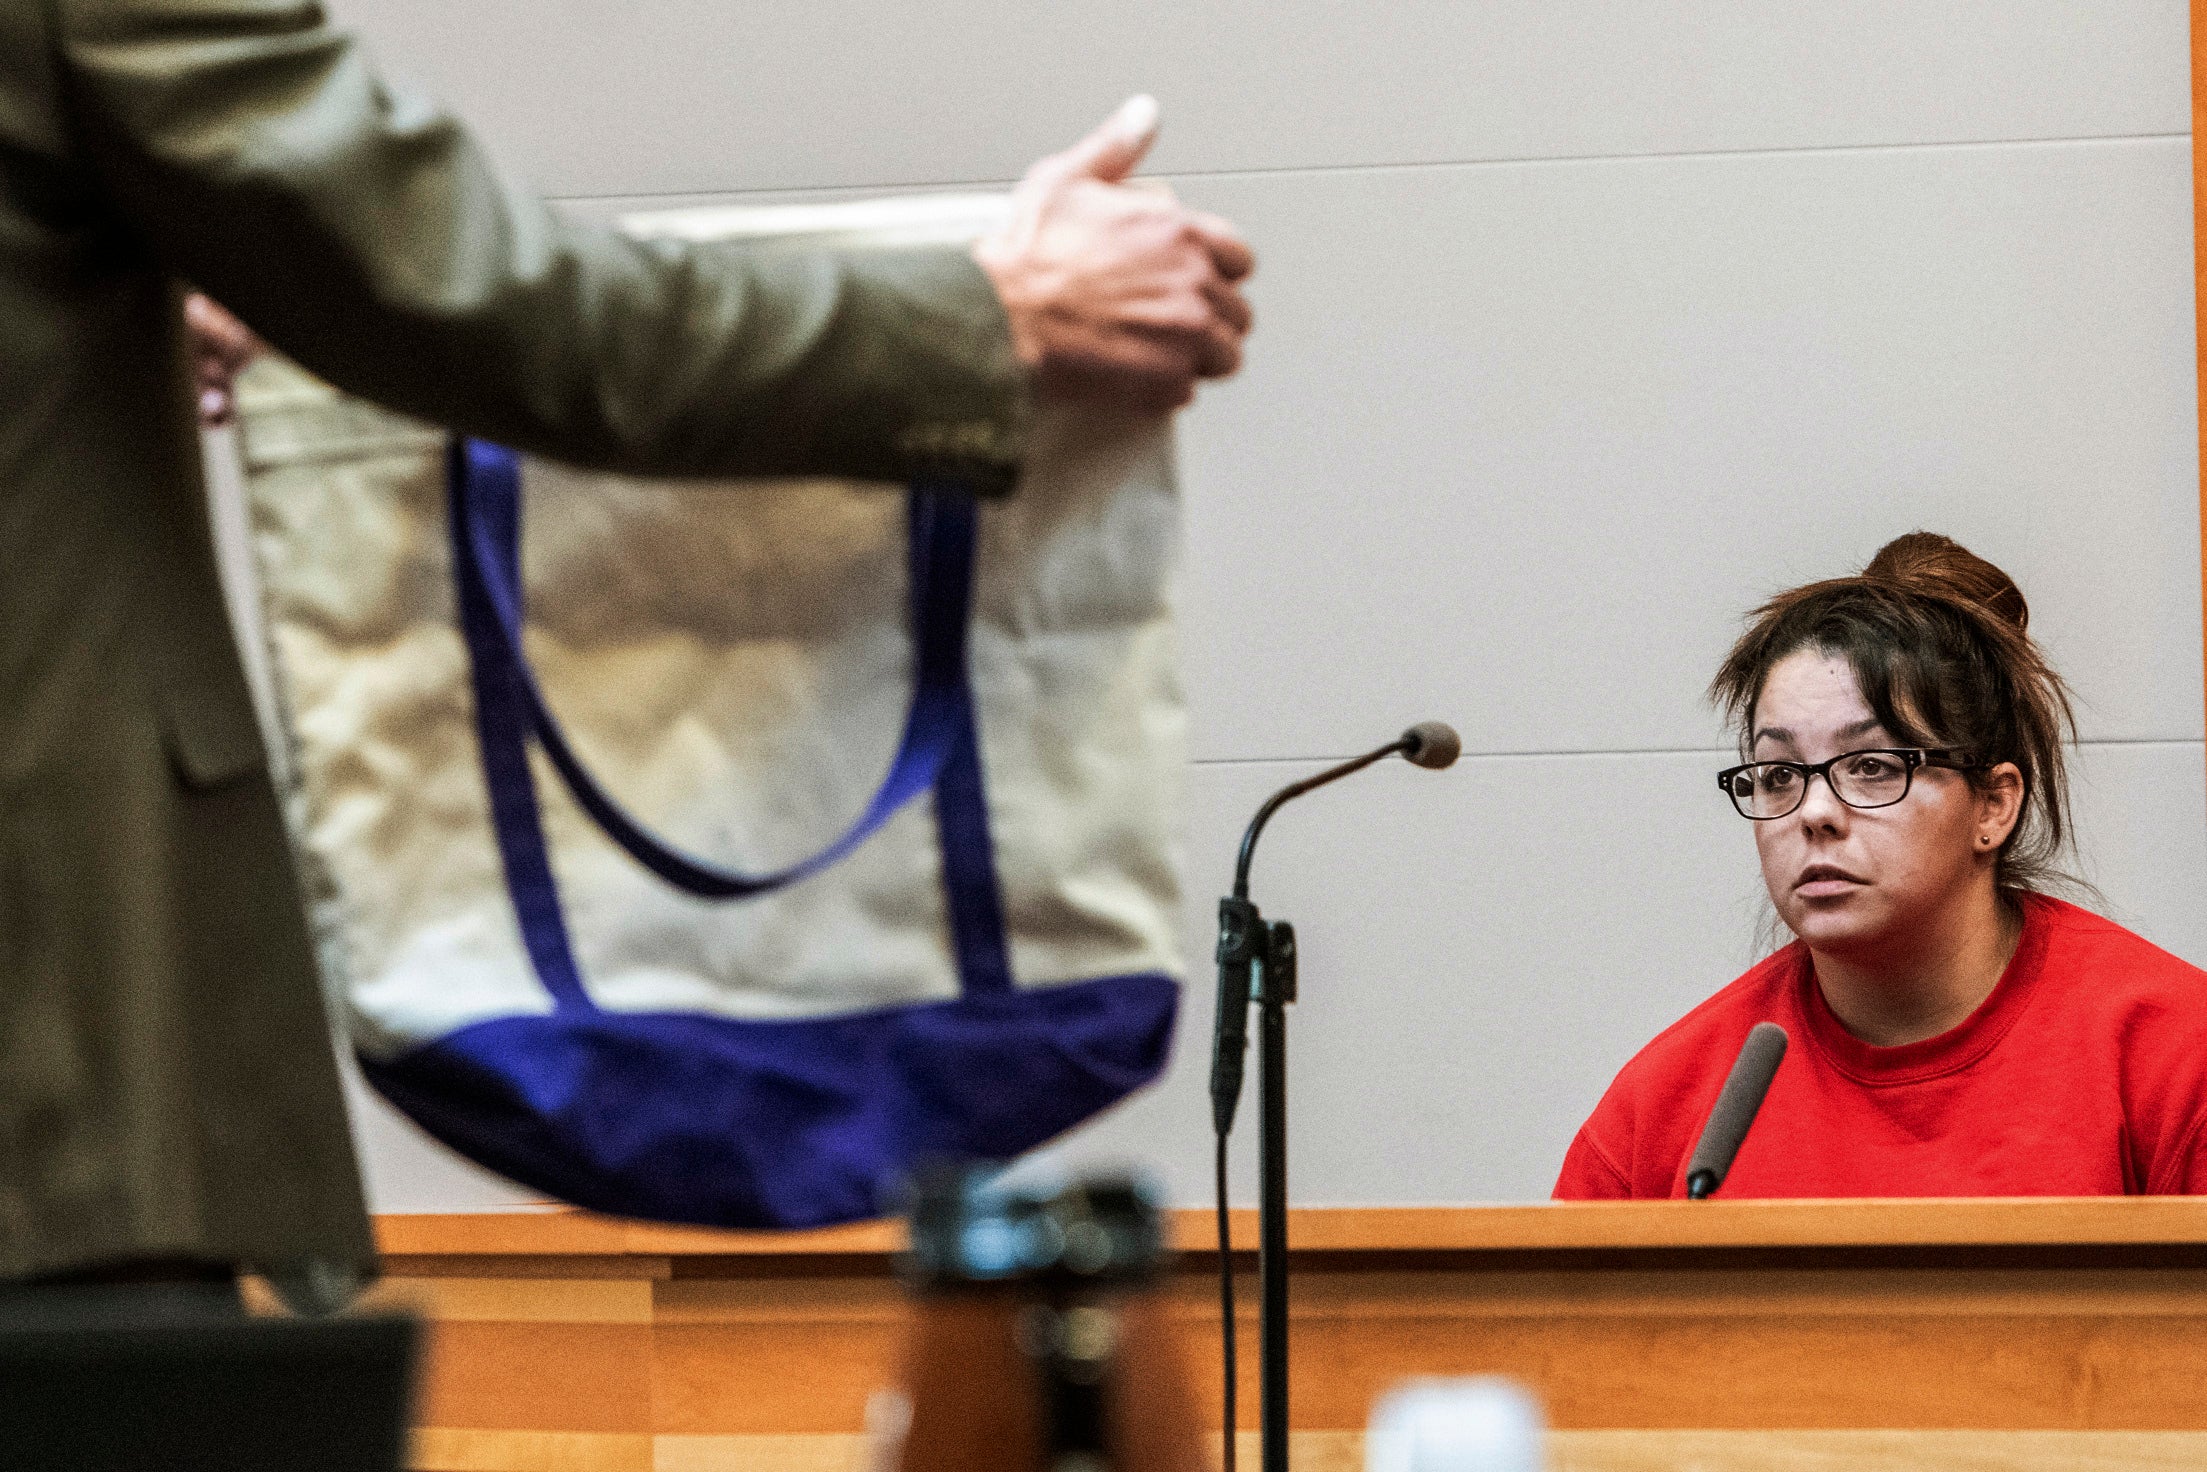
[55,0,1030,488]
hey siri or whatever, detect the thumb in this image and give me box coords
[1052,95,1160,184]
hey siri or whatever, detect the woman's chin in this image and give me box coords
[1780,894,1888,954]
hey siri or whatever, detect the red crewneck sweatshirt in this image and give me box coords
[1554,895,2207,1199]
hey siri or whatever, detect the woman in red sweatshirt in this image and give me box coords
[1554,533,2207,1198]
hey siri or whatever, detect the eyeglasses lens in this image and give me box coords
[1831,752,1910,808]
[1727,753,1912,819]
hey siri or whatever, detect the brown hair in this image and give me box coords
[1710,532,2081,896]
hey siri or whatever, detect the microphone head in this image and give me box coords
[1399,722,1461,770]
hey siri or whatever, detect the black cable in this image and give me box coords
[1215,1125,1236,1472]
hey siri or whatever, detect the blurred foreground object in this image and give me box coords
[0,1289,415,1472]
[1368,1380,1545,1472]
[893,1171,1207,1472]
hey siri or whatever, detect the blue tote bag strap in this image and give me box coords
[451,438,975,897]
[448,439,1013,1005]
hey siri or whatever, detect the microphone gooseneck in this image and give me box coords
[1684,1021,1789,1200]
[1229,723,1463,899]
[1213,723,1463,1135]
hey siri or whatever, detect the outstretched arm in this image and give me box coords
[66,1,1254,485]
[62,0,1028,485]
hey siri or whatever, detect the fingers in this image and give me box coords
[1188,211,1255,282]
[183,293,269,427]
[1131,266,1252,379]
[1071,269,1249,405]
[1192,318,1243,380]
[1149,309,1244,384]
[985,106,1255,413]
[1045,94,1161,187]
[185,293,259,373]
[1079,310,1245,409]
[1201,273,1255,338]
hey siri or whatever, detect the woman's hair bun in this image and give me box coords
[1862,530,2028,633]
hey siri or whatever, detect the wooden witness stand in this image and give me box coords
[361,1199,2207,1472]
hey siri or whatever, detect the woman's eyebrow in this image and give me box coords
[1753,717,1889,751]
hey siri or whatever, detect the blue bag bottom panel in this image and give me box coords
[360,973,1180,1230]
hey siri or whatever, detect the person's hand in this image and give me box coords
[974,97,1254,412]
[185,293,262,428]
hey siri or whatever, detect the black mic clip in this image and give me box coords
[1211,899,1296,1137]
[1260,919,1296,1005]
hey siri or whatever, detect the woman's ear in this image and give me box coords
[1976,761,2024,850]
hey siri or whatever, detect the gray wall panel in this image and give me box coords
[2068,741,2207,960]
[322,1,2184,196]
[1170,139,2201,761]
[560,141,2203,762]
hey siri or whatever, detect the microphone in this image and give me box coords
[1211,723,1461,1134]
[1399,721,1461,771]
[1684,1021,1788,1200]
[1207,722,1460,1472]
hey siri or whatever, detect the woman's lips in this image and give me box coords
[1795,866,1866,900]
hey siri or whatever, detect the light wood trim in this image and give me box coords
[366,1275,655,1324]
[1545,1432,2207,1472]
[409,1428,651,1472]
[650,1434,873,1472]
[376,1199,2207,1263]
[410,1430,2207,1472]
[1277,1199,2207,1251]
[376,1212,633,1257]
[616,1218,906,1256]
[409,1319,657,1434]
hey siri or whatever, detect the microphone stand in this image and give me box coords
[1214,738,1419,1472]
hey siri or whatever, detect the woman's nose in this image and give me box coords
[1795,769,1850,826]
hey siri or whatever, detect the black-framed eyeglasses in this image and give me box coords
[1717,748,1978,821]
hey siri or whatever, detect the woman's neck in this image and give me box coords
[1809,887,2023,1048]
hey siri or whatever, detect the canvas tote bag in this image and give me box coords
[231,196,1185,1230]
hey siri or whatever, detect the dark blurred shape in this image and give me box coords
[895,1170,1207,1472]
[0,1288,416,1472]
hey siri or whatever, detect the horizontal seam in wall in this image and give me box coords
[1127,129,2191,185]
[546,130,2189,208]
[1191,737,2206,769]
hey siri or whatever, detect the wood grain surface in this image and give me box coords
[376,1198,2207,1259]
[408,1428,2207,1472]
[366,1203,2207,1468]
